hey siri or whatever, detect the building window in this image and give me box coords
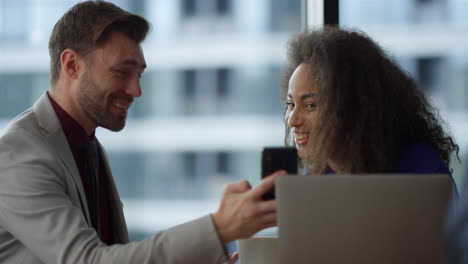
[182,0,196,17]
[183,69,197,97]
[217,152,230,174]
[216,68,231,98]
[216,0,231,15]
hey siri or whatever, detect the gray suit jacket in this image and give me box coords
[0,94,228,263]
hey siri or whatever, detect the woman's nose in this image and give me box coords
[287,108,303,127]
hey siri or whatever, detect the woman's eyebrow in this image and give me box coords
[288,93,317,101]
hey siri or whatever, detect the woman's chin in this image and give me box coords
[297,152,309,160]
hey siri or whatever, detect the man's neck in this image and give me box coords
[48,85,96,135]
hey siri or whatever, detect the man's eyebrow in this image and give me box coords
[120,59,147,69]
[287,93,317,101]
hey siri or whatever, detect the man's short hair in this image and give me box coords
[48,0,150,84]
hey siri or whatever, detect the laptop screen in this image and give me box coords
[277,174,451,264]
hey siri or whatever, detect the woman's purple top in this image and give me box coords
[324,143,452,175]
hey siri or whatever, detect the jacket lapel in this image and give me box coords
[32,94,92,226]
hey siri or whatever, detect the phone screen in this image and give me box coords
[261,147,298,200]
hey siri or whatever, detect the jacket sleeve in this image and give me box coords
[0,130,228,264]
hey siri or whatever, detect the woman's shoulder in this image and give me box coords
[390,142,451,174]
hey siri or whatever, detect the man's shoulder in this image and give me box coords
[0,105,55,157]
[0,108,64,191]
[1,107,43,142]
[3,107,36,131]
[2,94,58,141]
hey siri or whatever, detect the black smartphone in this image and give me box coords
[261,147,298,200]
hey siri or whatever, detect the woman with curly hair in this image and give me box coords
[281,27,459,176]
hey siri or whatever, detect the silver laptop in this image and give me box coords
[276,174,452,264]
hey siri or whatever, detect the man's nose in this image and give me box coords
[126,79,142,98]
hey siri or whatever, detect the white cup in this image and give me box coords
[236,236,278,264]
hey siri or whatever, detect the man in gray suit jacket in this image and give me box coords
[0,1,282,263]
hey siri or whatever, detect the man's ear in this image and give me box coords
[60,49,82,80]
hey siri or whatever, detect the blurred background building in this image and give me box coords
[0,0,467,245]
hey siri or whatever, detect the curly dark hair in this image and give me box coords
[281,27,459,174]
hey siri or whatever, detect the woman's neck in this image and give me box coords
[327,160,343,173]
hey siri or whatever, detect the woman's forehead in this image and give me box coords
[288,64,318,95]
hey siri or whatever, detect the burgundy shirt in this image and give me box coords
[48,93,113,245]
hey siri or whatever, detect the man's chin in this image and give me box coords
[108,125,125,132]
[101,119,126,132]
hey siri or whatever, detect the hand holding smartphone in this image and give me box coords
[261,147,298,200]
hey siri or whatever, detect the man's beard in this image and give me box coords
[77,70,126,132]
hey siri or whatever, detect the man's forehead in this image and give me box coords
[92,37,146,68]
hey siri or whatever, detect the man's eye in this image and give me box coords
[306,103,316,109]
[286,102,295,108]
[115,70,129,77]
